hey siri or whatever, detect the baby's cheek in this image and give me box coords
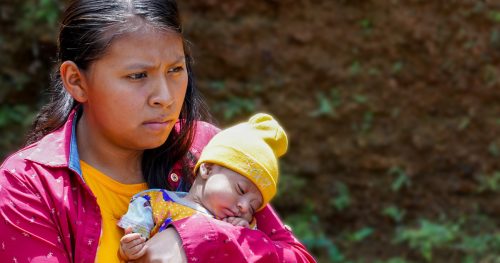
[243,213,253,223]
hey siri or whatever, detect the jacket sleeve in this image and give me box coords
[0,163,70,262]
[171,204,317,263]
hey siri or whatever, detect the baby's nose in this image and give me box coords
[237,200,250,213]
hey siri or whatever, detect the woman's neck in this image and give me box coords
[76,113,144,184]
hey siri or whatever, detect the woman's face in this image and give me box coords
[200,164,263,222]
[80,28,188,151]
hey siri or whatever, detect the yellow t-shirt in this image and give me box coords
[81,161,148,263]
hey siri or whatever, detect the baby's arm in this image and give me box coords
[119,227,147,261]
[117,192,155,260]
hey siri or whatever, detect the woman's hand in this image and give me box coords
[132,227,187,263]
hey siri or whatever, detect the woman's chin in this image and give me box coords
[137,137,170,150]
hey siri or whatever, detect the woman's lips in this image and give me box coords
[143,120,171,132]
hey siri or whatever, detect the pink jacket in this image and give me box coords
[0,110,316,263]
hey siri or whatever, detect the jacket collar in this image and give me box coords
[25,108,82,175]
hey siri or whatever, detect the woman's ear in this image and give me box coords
[199,163,213,179]
[60,61,88,103]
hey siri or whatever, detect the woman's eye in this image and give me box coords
[128,72,147,80]
[168,66,184,73]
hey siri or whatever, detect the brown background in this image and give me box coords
[2,0,500,262]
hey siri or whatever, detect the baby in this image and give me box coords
[117,113,288,260]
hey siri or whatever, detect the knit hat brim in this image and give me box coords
[194,144,277,211]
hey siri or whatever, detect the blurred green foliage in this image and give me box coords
[383,205,406,223]
[389,166,411,192]
[213,96,256,120]
[0,0,62,158]
[331,181,351,211]
[395,219,461,262]
[285,203,345,263]
[310,89,342,118]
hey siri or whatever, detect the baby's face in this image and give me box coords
[200,164,263,222]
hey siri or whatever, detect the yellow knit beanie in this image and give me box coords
[194,113,288,210]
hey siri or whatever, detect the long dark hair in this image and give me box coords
[26,0,209,189]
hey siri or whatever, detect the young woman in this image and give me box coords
[0,0,316,262]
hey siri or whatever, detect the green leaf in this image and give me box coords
[488,11,500,23]
[353,94,368,104]
[392,61,404,74]
[389,166,410,192]
[349,61,362,76]
[383,205,405,223]
[330,182,350,211]
[349,227,374,242]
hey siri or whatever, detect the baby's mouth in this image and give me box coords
[223,208,237,217]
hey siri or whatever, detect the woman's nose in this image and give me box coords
[150,77,174,108]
